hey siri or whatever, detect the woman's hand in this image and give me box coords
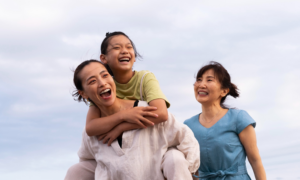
[120,106,158,128]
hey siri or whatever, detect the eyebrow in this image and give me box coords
[206,76,215,78]
[86,70,107,82]
[111,42,132,46]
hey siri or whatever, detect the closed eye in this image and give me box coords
[88,80,96,84]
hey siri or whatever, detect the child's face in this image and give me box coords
[101,35,136,74]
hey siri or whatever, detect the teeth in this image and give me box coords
[199,92,208,95]
[100,89,110,94]
[120,58,129,61]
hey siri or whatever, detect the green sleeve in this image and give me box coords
[142,72,170,108]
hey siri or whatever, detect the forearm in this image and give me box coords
[116,122,141,132]
[86,112,123,136]
[249,158,266,180]
[148,99,168,124]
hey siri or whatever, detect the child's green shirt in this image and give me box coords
[115,70,170,108]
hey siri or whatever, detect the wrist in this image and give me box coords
[116,123,125,132]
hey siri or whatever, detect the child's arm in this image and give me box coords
[148,99,168,123]
[85,105,158,136]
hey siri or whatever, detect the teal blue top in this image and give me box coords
[184,109,256,180]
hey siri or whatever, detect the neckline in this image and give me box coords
[114,70,136,85]
[197,108,230,129]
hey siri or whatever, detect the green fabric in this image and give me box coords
[114,70,170,108]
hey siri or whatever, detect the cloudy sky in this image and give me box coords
[0,0,300,179]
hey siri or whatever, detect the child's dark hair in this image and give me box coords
[196,61,239,108]
[72,59,105,105]
[100,31,142,76]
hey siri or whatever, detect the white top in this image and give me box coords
[78,101,200,180]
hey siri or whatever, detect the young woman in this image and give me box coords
[184,62,266,180]
[65,32,198,180]
[67,60,199,180]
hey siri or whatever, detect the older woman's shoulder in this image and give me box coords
[184,114,200,126]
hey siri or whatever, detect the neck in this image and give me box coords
[201,102,224,119]
[95,98,130,117]
[113,70,135,84]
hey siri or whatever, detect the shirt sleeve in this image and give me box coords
[142,72,170,108]
[236,110,256,134]
[163,112,200,173]
[77,130,95,161]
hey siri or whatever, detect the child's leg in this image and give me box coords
[161,147,193,180]
[64,159,96,180]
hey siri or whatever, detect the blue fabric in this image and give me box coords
[184,109,256,180]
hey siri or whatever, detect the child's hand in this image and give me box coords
[98,126,122,146]
[121,106,158,128]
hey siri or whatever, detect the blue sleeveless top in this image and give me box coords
[184,109,256,180]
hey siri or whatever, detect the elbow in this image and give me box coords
[160,110,169,122]
[85,125,95,136]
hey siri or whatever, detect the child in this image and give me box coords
[65,32,199,180]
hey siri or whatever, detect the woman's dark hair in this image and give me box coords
[72,59,106,105]
[100,31,142,76]
[196,61,239,108]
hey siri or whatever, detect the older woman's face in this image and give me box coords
[194,69,228,106]
[79,62,116,107]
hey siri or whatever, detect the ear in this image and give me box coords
[221,88,229,97]
[100,54,107,64]
[78,90,89,100]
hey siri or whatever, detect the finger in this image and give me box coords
[139,117,154,126]
[142,112,158,118]
[103,136,110,144]
[107,137,115,146]
[98,135,105,141]
[134,120,147,128]
[142,106,158,111]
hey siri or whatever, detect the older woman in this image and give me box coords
[68,59,200,180]
[184,62,266,180]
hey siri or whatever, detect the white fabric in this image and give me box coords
[161,147,193,180]
[78,101,200,180]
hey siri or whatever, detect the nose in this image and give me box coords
[121,47,129,54]
[195,81,206,89]
[97,78,107,88]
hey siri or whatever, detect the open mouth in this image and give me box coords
[99,88,112,98]
[119,57,130,62]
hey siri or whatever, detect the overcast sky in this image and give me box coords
[0,0,300,179]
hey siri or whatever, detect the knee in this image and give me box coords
[163,148,188,168]
[64,161,96,180]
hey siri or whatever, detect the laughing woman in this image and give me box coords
[70,60,199,180]
[184,62,266,180]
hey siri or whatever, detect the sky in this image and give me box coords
[0,0,300,179]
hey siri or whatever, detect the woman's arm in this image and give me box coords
[98,122,142,145]
[239,125,266,180]
[85,105,158,136]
